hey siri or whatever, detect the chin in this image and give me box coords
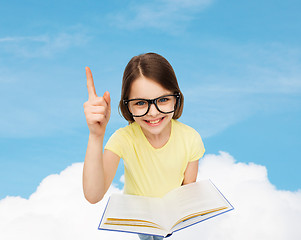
[138,115,173,135]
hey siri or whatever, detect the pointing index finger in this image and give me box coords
[85,66,97,99]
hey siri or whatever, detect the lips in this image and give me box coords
[144,117,165,126]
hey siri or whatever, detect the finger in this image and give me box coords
[103,91,111,112]
[89,106,106,114]
[85,66,97,100]
[89,96,108,106]
[103,91,111,120]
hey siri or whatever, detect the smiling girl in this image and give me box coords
[83,53,205,240]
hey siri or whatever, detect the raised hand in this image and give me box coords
[83,67,111,136]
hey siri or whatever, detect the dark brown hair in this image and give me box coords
[119,52,184,122]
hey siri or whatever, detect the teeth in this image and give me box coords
[148,119,160,124]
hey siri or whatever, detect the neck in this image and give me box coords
[141,121,172,149]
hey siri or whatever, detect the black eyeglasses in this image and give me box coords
[123,93,180,117]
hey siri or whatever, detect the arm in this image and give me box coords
[82,67,120,204]
[83,136,120,204]
[182,160,199,185]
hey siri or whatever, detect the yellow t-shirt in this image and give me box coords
[104,119,205,197]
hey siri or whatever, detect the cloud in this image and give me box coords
[191,152,301,240]
[181,42,301,137]
[0,29,89,58]
[0,163,135,240]
[108,0,213,32]
[1,152,300,240]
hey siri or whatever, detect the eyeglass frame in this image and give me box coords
[123,93,181,117]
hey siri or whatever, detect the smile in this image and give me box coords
[144,117,165,125]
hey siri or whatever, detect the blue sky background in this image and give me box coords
[0,0,300,199]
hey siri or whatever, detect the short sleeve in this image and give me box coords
[104,129,125,158]
[189,130,205,162]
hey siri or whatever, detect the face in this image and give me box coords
[128,76,174,138]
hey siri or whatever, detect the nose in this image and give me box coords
[147,103,160,116]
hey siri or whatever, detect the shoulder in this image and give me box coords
[110,122,140,142]
[105,122,140,156]
[172,120,205,160]
[114,122,139,135]
[172,120,203,146]
[173,120,201,137]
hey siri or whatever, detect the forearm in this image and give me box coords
[182,160,199,185]
[83,67,112,204]
[83,133,106,204]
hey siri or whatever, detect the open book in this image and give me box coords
[98,179,234,238]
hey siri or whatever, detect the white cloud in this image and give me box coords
[0,29,89,58]
[181,42,301,137]
[0,36,49,43]
[191,152,301,240]
[1,152,300,239]
[108,0,213,32]
[0,163,135,240]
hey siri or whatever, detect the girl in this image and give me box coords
[83,53,205,240]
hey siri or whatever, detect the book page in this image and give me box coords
[99,180,233,236]
[100,221,168,237]
[103,193,168,229]
[171,206,231,232]
[162,180,230,229]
